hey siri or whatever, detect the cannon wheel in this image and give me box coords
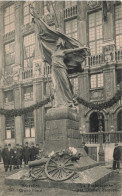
[30,164,47,180]
[45,153,75,181]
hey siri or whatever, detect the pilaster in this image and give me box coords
[14,84,23,145]
[77,1,87,45]
[15,2,23,66]
[0,88,5,146]
[0,6,4,76]
[33,79,45,145]
[103,65,116,99]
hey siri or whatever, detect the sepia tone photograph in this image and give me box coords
[0,0,122,195]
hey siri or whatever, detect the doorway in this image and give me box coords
[117,110,122,131]
[90,112,105,132]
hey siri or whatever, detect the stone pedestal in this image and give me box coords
[45,107,82,153]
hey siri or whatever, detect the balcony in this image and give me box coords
[21,64,51,80]
[64,5,77,19]
[21,68,33,80]
[86,49,122,67]
[80,131,122,144]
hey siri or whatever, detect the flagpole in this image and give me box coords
[50,1,59,29]
[29,3,53,107]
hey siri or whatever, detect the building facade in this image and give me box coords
[0,1,122,162]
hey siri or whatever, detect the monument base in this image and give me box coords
[5,166,113,191]
[44,107,81,153]
[5,107,114,190]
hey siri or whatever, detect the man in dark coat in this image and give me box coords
[113,143,121,170]
[2,144,9,172]
[8,143,14,171]
[30,142,36,161]
[82,142,88,155]
[35,144,39,158]
[23,142,30,165]
[2,143,14,172]
[19,145,23,168]
[13,144,20,169]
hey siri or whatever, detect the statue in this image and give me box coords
[30,5,90,108]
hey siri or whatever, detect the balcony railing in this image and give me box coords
[86,49,122,67]
[81,131,122,144]
[64,5,77,19]
[21,68,33,80]
[20,64,51,80]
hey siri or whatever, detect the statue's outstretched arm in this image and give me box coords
[63,47,90,55]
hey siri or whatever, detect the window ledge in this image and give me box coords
[4,101,14,105]
[90,87,103,91]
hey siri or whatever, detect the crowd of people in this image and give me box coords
[1,142,40,172]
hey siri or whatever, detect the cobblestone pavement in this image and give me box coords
[0,163,121,196]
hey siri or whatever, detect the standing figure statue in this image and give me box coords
[30,6,90,108]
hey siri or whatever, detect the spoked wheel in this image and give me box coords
[45,153,75,181]
[30,165,47,180]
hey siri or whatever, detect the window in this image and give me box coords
[115,5,122,49]
[23,2,34,25]
[4,90,13,103]
[65,1,77,8]
[5,116,15,139]
[23,86,33,101]
[4,42,15,66]
[90,73,103,88]
[44,1,55,15]
[65,19,78,39]
[24,33,35,68]
[4,4,15,34]
[89,11,103,55]
[24,112,35,138]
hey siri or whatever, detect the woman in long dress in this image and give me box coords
[44,37,88,108]
[30,6,89,108]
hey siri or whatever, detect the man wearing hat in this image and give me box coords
[2,144,9,172]
[113,143,121,170]
[8,143,14,171]
[35,144,40,158]
[23,142,30,165]
[30,142,36,161]
[19,145,23,168]
[13,144,20,169]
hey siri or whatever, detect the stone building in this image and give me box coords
[0,1,122,162]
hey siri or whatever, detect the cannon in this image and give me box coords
[28,151,80,181]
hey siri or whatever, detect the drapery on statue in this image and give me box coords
[30,5,90,108]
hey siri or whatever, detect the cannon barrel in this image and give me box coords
[28,158,48,167]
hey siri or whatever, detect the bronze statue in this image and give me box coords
[30,5,90,108]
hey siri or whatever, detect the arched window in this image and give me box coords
[117,110,122,131]
[90,112,105,132]
[24,112,35,138]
